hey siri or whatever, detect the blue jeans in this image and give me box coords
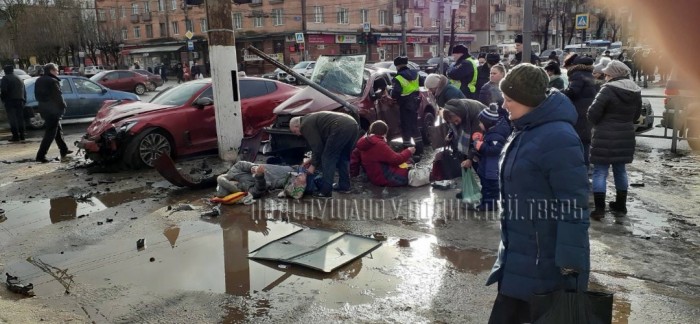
[592,163,628,193]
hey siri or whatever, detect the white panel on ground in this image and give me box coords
[210,45,244,161]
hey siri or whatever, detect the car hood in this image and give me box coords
[86,101,173,136]
[272,85,359,115]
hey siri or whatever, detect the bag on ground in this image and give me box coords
[408,167,431,187]
[461,168,482,205]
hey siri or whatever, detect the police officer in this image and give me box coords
[447,44,479,100]
[391,56,425,156]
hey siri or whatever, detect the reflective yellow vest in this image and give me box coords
[449,57,478,94]
[395,74,420,96]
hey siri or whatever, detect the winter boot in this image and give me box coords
[590,193,606,221]
[608,190,628,215]
[413,137,425,156]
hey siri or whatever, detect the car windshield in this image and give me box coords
[149,82,207,106]
[90,71,109,82]
[310,55,366,97]
[293,62,309,69]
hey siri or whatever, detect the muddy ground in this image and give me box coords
[1,88,699,323]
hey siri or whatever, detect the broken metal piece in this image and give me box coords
[6,273,35,297]
[153,154,217,189]
[137,239,146,250]
[200,206,221,218]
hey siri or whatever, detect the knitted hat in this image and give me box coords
[424,73,444,89]
[452,44,469,55]
[393,56,408,67]
[499,63,549,108]
[602,60,631,78]
[486,53,501,65]
[478,104,500,129]
[593,64,605,75]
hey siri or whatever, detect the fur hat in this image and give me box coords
[486,53,501,65]
[602,60,631,79]
[452,44,469,55]
[499,63,549,108]
[393,56,408,67]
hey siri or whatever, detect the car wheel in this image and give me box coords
[147,81,156,91]
[26,112,45,130]
[134,83,147,95]
[125,129,173,169]
[421,111,436,145]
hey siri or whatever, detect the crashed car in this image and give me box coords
[77,77,299,168]
[265,55,437,163]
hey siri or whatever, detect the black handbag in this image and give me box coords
[430,147,462,181]
[530,275,614,324]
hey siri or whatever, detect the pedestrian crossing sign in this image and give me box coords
[576,14,589,30]
[295,33,305,44]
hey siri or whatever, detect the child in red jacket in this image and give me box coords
[351,121,430,187]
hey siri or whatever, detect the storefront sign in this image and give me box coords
[378,35,403,44]
[308,34,335,44]
[406,36,429,44]
[244,53,283,62]
[335,35,357,44]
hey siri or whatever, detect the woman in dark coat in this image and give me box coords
[486,64,590,323]
[587,61,642,220]
[439,99,484,197]
[543,61,565,90]
[562,54,599,167]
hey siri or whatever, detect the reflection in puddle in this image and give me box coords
[163,226,181,248]
[434,246,496,274]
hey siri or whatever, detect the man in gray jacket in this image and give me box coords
[34,63,72,163]
[216,161,296,198]
[1,65,27,142]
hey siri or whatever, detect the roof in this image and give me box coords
[128,45,183,54]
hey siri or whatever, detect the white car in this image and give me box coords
[284,61,316,84]
[84,65,105,77]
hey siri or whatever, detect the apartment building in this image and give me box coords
[95,0,477,73]
[470,0,524,50]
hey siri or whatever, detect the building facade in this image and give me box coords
[469,0,523,51]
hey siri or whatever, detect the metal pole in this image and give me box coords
[301,0,307,61]
[437,0,444,74]
[206,0,243,161]
[523,0,533,64]
[401,0,407,56]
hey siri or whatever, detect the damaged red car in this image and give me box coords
[77,77,298,168]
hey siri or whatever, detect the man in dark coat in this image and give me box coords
[447,44,479,99]
[487,64,590,322]
[562,54,598,167]
[1,65,27,141]
[512,34,540,66]
[34,63,72,163]
[391,56,425,155]
[289,111,359,198]
[588,61,642,220]
[160,64,168,82]
[475,53,500,96]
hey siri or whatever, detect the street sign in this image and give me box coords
[575,14,589,30]
[185,30,194,39]
[295,33,304,44]
[363,22,371,33]
[78,51,85,58]
[187,40,194,51]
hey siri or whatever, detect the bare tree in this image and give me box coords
[537,0,561,50]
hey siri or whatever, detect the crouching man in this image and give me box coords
[289,111,359,198]
[216,161,295,198]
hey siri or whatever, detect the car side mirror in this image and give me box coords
[194,97,214,108]
[101,88,108,94]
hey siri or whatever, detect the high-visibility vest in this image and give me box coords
[395,74,420,96]
[449,57,478,94]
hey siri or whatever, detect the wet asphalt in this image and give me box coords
[0,84,699,323]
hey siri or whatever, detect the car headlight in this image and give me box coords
[118,121,139,134]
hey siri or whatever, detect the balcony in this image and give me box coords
[494,4,506,11]
[269,0,283,4]
[249,0,262,7]
[413,0,425,8]
[494,23,507,31]
[142,12,151,22]
[131,14,140,23]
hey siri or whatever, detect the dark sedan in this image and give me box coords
[23,76,140,129]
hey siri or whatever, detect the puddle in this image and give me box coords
[0,188,149,245]
[434,246,496,274]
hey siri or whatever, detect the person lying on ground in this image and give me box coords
[216,161,302,198]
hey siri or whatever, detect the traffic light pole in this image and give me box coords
[522,0,533,65]
[207,0,243,161]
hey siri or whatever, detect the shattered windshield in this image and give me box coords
[310,55,366,97]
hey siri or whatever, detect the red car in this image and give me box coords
[77,78,299,168]
[90,70,151,95]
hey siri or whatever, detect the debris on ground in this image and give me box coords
[149,257,156,262]
[200,205,221,218]
[137,239,146,250]
[373,233,387,241]
[169,204,195,214]
[5,273,34,296]
[398,238,411,247]
[630,183,646,187]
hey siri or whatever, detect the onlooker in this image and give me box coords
[479,64,506,108]
[547,50,560,65]
[391,56,425,155]
[447,44,479,99]
[216,161,296,198]
[289,111,359,198]
[424,73,465,108]
[160,64,168,83]
[133,61,141,70]
[441,99,484,198]
[176,63,184,84]
[471,104,511,211]
[34,63,72,163]
[587,61,642,220]
[350,121,431,187]
[1,65,27,142]
[543,61,565,90]
[512,34,540,66]
[477,53,487,66]
[486,63,590,322]
[562,54,598,168]
[592,64,606,87]
[476,53,501,97]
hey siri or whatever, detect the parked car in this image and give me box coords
[22,76,139,129]
[419,57,454,74]
[371,60,429,78]
[27,65,44,76]
[132,69,164,90]
[539,49,564,63]
[90,70,151,95]
[281,61,316,84]
[84,65,106,77]
[77,77,299,168]
[266,55,437,164]
[0,69,31,81]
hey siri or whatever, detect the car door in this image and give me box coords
[74,78,108,117]
[183,86,217,151]
[376,72,403,139]
[239,79,273,137]
[118,71,136,91]
[99,71,120,90]
[59,78,81,118]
